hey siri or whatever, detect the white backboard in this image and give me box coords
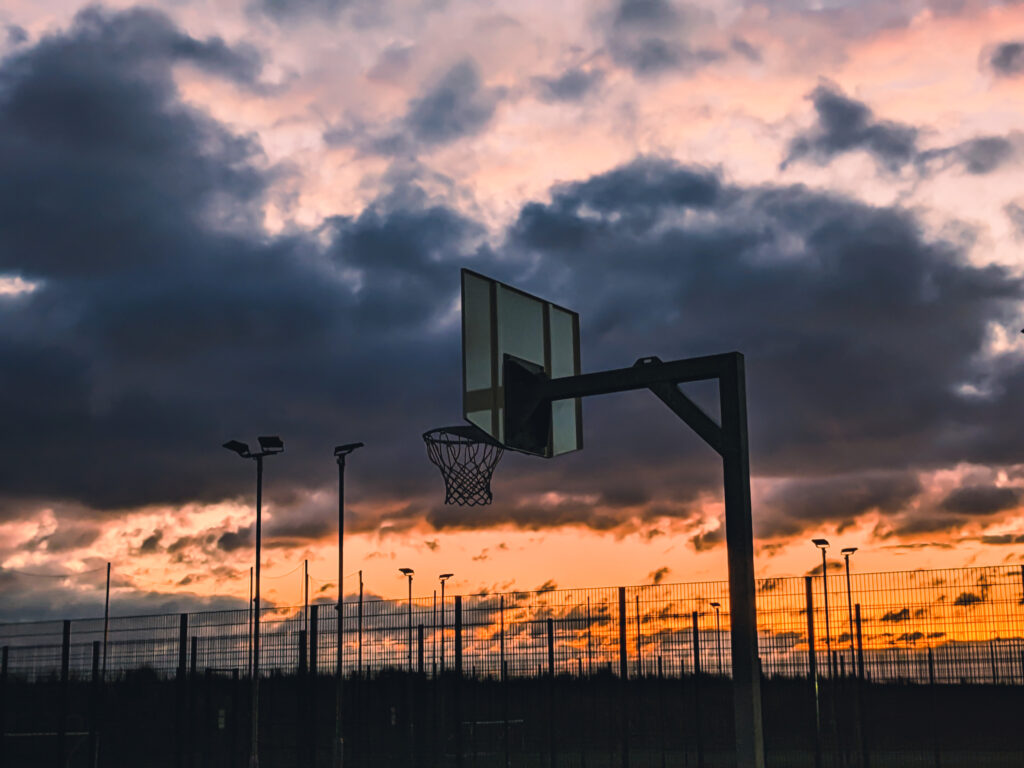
[462,268,582,457]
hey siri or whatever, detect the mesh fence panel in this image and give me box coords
[0,564,1020,685]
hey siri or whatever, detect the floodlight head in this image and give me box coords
[812,538,829,549]
[257,435,284,453]
[399,567,414,576]
[841,547,858,556]
[439,573,453,581]
[334,442,365,458]
[709,601,720,608]
[223,440,250,457]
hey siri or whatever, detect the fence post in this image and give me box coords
[618,588,627,680]
[357,577,364,676]
[310,605,319,676]
[58,619,71,768]
[418,625,424,676]
[547,617,556,768]
[454,595,463,768]
[177,613,188,768]
[854,604,869,768]
[805,576,822,768]
[692,611,704,768]
[0,645,7,768]
[927,648,941,768]
[90,640,100,768]
[618,588,629,768]
[299,629,308,675]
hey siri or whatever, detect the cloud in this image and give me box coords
[533,67,604,103]
[985,41,1024,77]
[953,591,983,606]
[785,83,1019,176]
[139,530,163,554]
[217,525,254,552]
[880,607,910,622]
[759,473,920,538]
[940,485,1021,516]
[403,60,503,145]
[602,0,726,76]
[249,0,385,26]
[328,60,504,154]
[648,566,670,584]
[784,82,918,172]
[917,135,1021,175]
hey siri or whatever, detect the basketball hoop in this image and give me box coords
[423,425,504,506]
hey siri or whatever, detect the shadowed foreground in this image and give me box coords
[2,669,1022,768]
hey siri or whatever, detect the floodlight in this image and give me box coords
[841,547,858,556]
[440,573,454,580]
[399,567,414,575]
[223,440,250,457]
[334,442,365,457]
[709,601,720,608]
[812,538,829,549]
[257,435,283,452]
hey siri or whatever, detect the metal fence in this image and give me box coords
[1,564,1021,686]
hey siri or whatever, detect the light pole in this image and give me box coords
[223,435,284,768]
[334,441,363,768]
[439,573,453,672]
[841,547,858,674]
[710,601,723,675]
[812,538,833,678]
[400,568,415,669]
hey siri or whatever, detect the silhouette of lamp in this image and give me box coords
[223,435,284,768]
[841,546,858,671]
[399,568,415,669]
[812,538,833,677]
[439,573,454,672]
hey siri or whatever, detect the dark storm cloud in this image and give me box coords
[4,5,1024,552]
[940,485,1021,515]
[602,0,726,76]
[0,7,487,518]
[504,155,1024,533]
[532,67,604,103]
[760,473,921,538]
[985,41,1024,76]
[786,83,1020,175]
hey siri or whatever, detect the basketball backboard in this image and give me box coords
[461,268,582,457]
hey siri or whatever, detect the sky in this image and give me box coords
[1,0,1023,621]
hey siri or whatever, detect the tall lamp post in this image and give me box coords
[400,568,415,669]
[710,601,723,675]
[439,573,453,672]
[223,435,284,768]
[334,441,363,768]
[841,547,858,674]
[812,538,833,678]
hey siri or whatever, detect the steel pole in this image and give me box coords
[250,454,263,768]
[335,454,346,768]
[715,607,722,675]
[102,562,110,680]
[821,548,832,678]
[408,576,413,669]
[845,555,855,673]
[719,354,765,768]
[441,580,446,673]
